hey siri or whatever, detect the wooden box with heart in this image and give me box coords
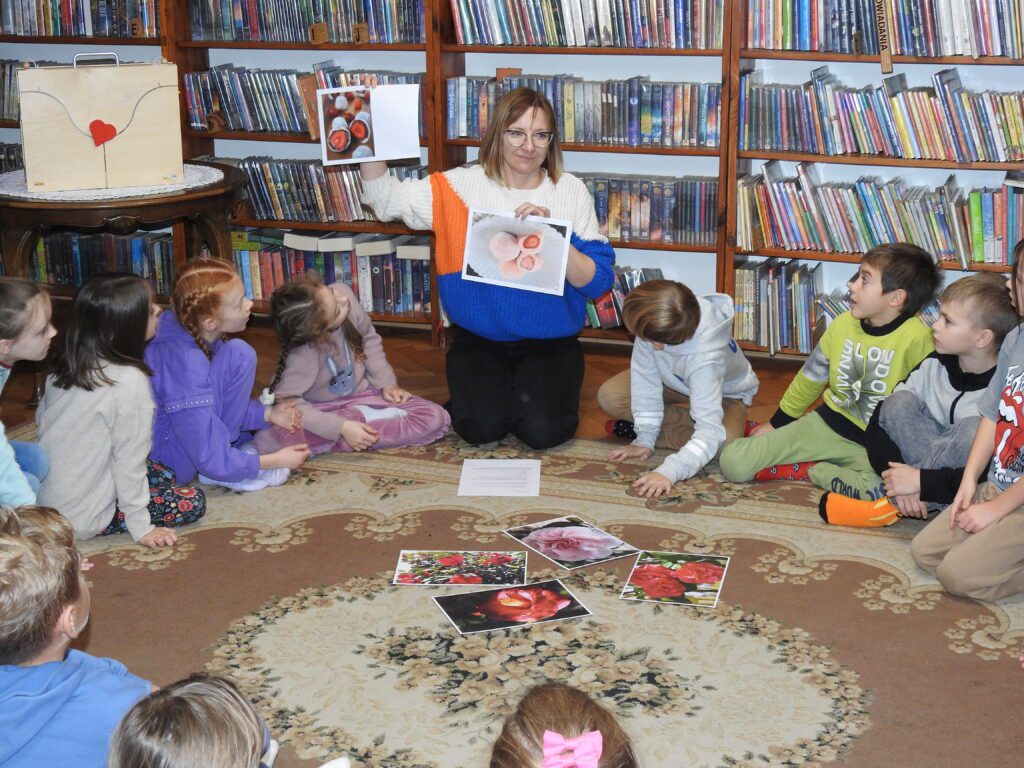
[17,55,183,192]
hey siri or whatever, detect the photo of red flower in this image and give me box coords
[392,550,527,587]
[434,580,590,635]
[621,551,730,608]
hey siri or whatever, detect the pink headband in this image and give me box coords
[541,729,603,768]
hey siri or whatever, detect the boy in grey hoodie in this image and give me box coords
[599,280,759,497]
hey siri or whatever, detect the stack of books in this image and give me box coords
[586,265,664,329]
[29,232,174,295]
[188,0,425,44]
[736,161,1024,267]
[447,0,724,48]
[578,173,718,246]
[0,1,159,37]
[745,0,1023,58]
[232,228,432,318]
[739,66,1024,163]
[218,157,427,224]
[733,257,826,354]
[448,75,721,148]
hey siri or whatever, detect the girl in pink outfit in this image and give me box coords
[255,277,450,455]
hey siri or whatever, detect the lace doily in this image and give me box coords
[0,164,225,201]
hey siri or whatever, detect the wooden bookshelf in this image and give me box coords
[739,48,1024,66]
[737,149,1024,172]
[444,138,720,157]
[0,119,16,129]
[737,248,1011,273]
[231,217,428,236]
[0,34,162,45]
[442,44,723,56]
[183,129,429,147]
[176,40,425,51]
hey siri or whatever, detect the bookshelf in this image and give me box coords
[0,0,1021,350]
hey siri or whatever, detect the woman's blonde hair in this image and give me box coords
[171,259,241,359]
[479,87,563,186]
[109,673,264,768]
[490,683,638,768]
[621,279,701,345]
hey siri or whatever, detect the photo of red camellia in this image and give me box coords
[627,564,686,599]
[434,579,591,635]
[621,551,730,608]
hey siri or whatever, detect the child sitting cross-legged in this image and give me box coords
[719,243,940,500]
[821,273,1018,526]
[598,280,759,498]
[0,505,151,767]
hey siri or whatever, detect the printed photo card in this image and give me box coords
[503,515,639,570]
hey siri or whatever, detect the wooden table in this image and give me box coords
[0,161,247,277]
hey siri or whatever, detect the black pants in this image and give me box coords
[445,327,585,449]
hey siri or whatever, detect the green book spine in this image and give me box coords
[969,190,984,262]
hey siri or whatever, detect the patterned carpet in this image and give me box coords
[62,433,1023,768]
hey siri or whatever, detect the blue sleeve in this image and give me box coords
[0,428,36,506]
[164,388,260,483]
[241,399,269,433]
[570,233,616,300]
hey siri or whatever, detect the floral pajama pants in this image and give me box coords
[101,460,207,536]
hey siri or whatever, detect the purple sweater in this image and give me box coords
[145,313,267,483]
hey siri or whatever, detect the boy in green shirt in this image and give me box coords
[719,243,940,500]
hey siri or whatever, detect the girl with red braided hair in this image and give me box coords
[145,259,310,492]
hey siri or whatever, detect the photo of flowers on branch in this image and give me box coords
[433,579,590,635]
[621,551,730,608]
[392,550,527,586]
[502,515,640,570]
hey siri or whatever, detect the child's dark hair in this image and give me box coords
[51,273,152,391]
[267,276,364,395]
[621,279,701,345]
[940,273,1018,346]
[490,683,638,768]
[860,243,941,315]
[1010,239,1024,320]
[0,277,45,341]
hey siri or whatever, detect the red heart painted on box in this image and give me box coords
[89,119,117,147]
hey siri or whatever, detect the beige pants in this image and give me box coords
[911,481,1024,602]
[596,368,748,452]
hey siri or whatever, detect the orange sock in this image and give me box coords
[818,492,899,527]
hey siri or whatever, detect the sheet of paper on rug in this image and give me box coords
[621,550,731,609]
[457,459,541,496]
[392,549,528,586]
[502,514,640,570]
[432,579,591,635]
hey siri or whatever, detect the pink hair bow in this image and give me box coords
[541,729,603,768]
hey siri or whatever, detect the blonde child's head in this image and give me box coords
[937,274,1018,352]
[0,506,86,665]
[171,259,251,359]
[621,279,701,346]
[0,277,56,366]
[490,683,638,768]
[267,276,364,396]
[109,673,265,768]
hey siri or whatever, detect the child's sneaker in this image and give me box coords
[257,467,291,487]
[198,474,268,492]
[605,419,637,440]
[753,461,816,482]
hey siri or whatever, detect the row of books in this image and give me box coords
[733,258,826,354]
[220,155,428,224]
[0,0,158,37]
[447,75,721,148]
[0,142,22,171]
[188,0,425,44]
[0,60,22,122]
[739,66,1024,164]
[745,0,1023,59]
[578,173,719,245]
[586,265,664,329]
[232,228,432,317]
[448,0,724,49]
[185,67,426,138]
[736,161,1024,267]
[28,232,174,295]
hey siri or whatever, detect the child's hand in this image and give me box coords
[138,527,178,548]
[632,471,674,498]
[80,558,94,571]
[269,444,311,470]
[956,500,1003,534]
[891,493,929,519]
[341,421,380,451]
[949,479,977,529]
[268,400,302,432]
[381,384,411,404]
[608,444,654,462]
[749,422,774,438]
[883,462,921,497]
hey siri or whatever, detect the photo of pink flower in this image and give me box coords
[503,516,639,570]
[393,550,527,587]
[621,551,730,608]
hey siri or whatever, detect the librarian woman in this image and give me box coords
[359,87,614,449]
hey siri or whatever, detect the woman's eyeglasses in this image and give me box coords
[503,129,554,147]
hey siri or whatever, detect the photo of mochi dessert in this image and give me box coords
[489,231,521,262]
[517,231,543,254]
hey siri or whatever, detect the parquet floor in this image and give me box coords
[0,321,803,436]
